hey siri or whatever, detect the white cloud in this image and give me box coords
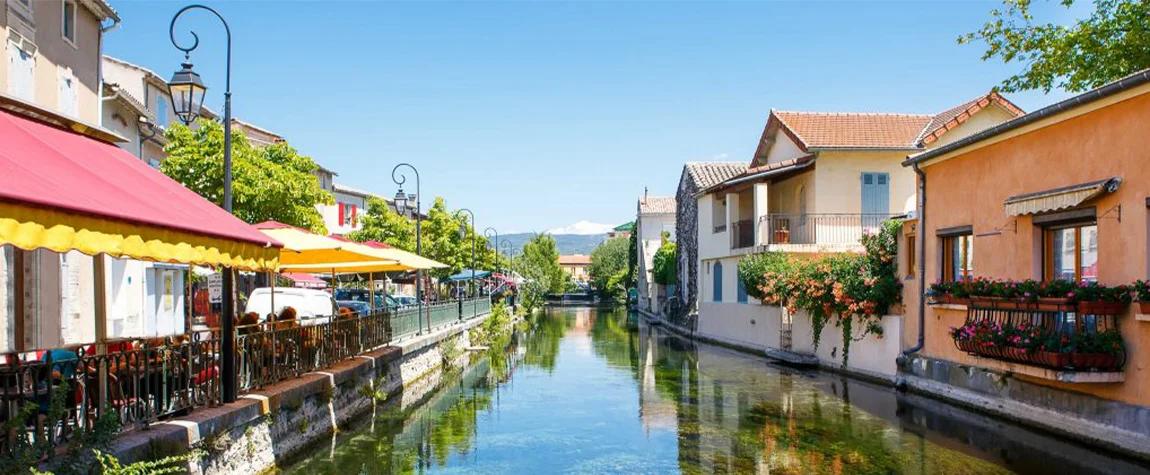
[546,220,615,235]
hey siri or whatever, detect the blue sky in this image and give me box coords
[104,1,1081,233]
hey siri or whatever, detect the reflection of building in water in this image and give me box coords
[638,326,677,433]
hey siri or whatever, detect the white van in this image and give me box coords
[244,287,336,326]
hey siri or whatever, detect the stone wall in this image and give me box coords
[901,354,1150,462]
[675,168,699,317]
[110,315,487,474]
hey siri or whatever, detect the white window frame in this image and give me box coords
[7,39,36,101]
[61,0,77,47]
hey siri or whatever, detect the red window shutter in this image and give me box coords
[338,203,345,225]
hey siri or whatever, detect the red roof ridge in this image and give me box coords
[919,90,1027,146]
[774,110,932,118]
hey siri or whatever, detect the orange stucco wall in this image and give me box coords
[907,89,1150,406]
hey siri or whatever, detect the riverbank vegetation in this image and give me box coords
[589,236,629,301]
[738,219,902,365]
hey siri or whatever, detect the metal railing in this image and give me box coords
[1,297,497,452]
[954,300,1126,372]
[758,213,895,247]
[730,219,755,249]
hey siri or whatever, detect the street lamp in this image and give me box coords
[455,209,476,296]
[391,163,423,331]
[169,4,239,403]
[483,227,499,276]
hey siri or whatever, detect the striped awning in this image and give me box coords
[1004,177,1121,216]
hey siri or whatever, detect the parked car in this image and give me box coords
[395,296,418,307]
[245,287,336,326]
[334,288,403,310]
[336,300,372,317]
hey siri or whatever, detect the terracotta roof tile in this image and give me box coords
[638,196,676,214]
[919,91,1025,145]
[558,255,591,265]
[683,162,747,189]
[773,110,932,149]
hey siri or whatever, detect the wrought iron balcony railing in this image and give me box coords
[758,213,895,247]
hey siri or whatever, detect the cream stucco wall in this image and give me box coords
[812,150,917,215]
[768,170,815,214]
[636,212,674,312]
[764,128,805,164]
[929,105,1018,148]
[0,1,103,122]
[696,194,730,261]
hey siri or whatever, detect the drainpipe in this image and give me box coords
[96,18,121,120]
[896,162,927,372]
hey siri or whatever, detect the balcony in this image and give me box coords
[730,220,755,249]
[758,213,895,251]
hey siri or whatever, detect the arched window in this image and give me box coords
[713,261,723,302]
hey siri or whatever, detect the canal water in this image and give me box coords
[282,307,1150,474]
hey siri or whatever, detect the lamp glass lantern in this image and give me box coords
[168,61,207,125]
[393,190,408,215]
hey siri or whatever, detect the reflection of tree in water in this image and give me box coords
[589,308,641,378]
[521,310,568,372]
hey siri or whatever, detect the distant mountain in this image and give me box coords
[546,221,616,235]
[501,233,608,256]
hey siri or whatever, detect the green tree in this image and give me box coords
[653,233,677,286]
[161,120,333,233]
[961,0,1150,93]
[589,236,629,299]
[515,233,571,310]
[347,196,416,251]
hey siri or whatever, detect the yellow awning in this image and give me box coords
[346,244,449,270]
[256,224,399,269]
[0,201,280,271]
[1004,177,1121,216]
[277,260,414,273]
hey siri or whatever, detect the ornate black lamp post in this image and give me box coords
[483,227,499,275]
[169,4,239,402]
[391,163,424,331]
[454,209,476,296]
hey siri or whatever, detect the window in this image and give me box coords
[339,203,357,227]
[147,158,161,169]
[57,66,77,117]
[905,233,916,279]
[61,0,76,44]
[713,261,723,302]
[7,40,35,101]
[1045,222,1098,283]
[736,273,747,303]
[942,233,973,282]
[157,96,169,128]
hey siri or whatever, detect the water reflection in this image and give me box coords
[283,307,1150,474]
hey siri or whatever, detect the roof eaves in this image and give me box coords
[905,69,1150,167]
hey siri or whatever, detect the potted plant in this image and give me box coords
[1034,279,1077,311]
[1068,330,1122,370]
[1075,282,1131,315]
[1036,332,1071,368]
[1134,280,1150,314]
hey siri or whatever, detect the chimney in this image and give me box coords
[644,186,648,203]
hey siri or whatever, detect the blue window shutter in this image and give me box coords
[737,273,747,303]
[713,262,723,302]
[861,172,890,216]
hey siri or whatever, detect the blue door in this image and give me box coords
[860,172,890,229]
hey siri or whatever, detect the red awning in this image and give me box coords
[284,272,327,289]
[0,110,281,270]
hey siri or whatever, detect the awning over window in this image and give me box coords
[0,109,281,270]
[1004,177,1121,217]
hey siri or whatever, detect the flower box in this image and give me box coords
[1077,301,1127,315]
[1033,297,1074,312]
[1035,350,1070,368]
[1071,352,1118,370]
[933,294,970,306]
[1139,301,1150,314]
